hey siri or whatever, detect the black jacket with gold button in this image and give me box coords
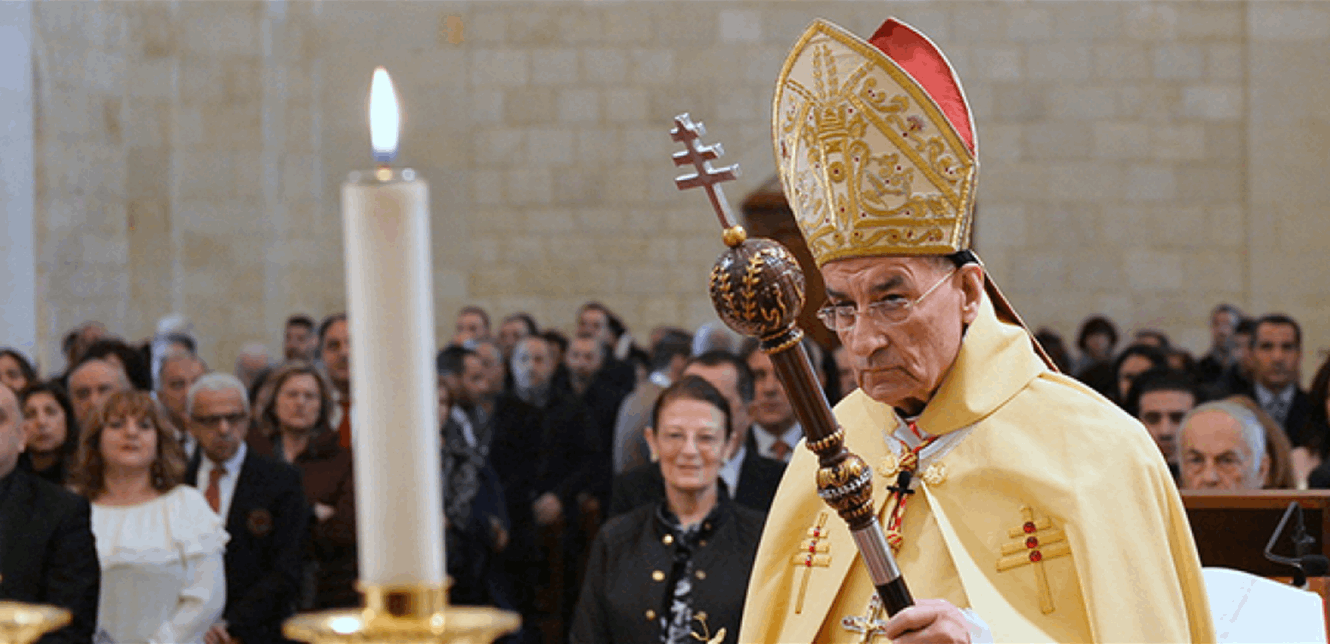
[569,497,765,644]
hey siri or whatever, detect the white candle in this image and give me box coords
[341,68,444,587]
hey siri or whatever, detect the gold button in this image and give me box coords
[645,609,657,621]
[695,570,707,580]
[662,534,674,545]
[652,570,665,582]
[698,539,707,547]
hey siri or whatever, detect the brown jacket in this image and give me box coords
[250,429,358,609]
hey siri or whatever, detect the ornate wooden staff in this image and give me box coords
[670,114,913,616]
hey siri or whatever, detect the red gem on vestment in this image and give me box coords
[1023,522,1036,534]
[1026,537,1038,549]
[1029,551,1042,563]
[809,545,816,553]
[805,555,813,566]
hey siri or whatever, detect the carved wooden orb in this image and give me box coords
[708,238,806,339]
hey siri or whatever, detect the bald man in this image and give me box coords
[0,384,100,644]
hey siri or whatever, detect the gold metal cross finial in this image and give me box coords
[840,595,889,643]
[790,512,831,614]
[996,506,1071,614]
[670,113,741,234]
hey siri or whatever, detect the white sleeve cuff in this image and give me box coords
[961,607,993,644]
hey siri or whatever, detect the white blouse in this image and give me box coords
[93,485,229,644]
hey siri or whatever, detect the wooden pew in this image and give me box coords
[1182,489,1330,632]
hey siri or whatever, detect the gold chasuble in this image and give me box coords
[738,294,1213,642]
[739,16,1213,643]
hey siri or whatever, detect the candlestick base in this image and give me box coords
[0,601,72,644]
[283,583,520,644]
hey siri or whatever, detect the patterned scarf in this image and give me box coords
[657,503,719,644]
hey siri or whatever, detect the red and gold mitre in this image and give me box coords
[773,18,977,266]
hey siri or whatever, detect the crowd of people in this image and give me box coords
[0,299,1326,644]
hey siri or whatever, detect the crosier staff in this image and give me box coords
[669,113,914,616]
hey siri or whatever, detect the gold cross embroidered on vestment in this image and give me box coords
[996,506,1070,614]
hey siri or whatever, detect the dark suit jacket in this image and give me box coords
[0,468,100,644]
[608,448,785,518]
[187,450,308,644]
[1243,384,1316,448]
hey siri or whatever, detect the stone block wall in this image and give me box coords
[21,1,1330,377]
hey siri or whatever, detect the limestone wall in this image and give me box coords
[20,1,1330,375]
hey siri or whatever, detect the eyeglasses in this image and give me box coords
[192,412,249,429]
[656,430,726,455]
[817,268,957,332]
[1142,411,1187,426]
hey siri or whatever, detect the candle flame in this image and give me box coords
[369,67,399,163]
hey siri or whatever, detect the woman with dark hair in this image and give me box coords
[18,380,80,485]
[74,390,227,644]
[1072,316,1120,394]
[247,361,358,609]
[0,347,38,393]
[571,376,764,644]
[1111,344,1169,405]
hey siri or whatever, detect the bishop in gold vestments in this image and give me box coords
[738,17,1213,643]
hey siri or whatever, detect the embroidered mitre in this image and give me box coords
[773,18,977,266]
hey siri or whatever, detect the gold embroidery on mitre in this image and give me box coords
[773,19,977,266]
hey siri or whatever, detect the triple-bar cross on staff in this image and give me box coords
[671,113,741,232]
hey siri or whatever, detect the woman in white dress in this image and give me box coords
[71,390,228,644]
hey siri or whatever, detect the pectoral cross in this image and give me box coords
[840,595,889,643]
[670,113,741,231]
[790,512,831,614]
[996,506,1071,614]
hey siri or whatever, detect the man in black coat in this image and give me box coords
[186,374,307,644]
[0,384,99,644]
[1245,315,1316,447]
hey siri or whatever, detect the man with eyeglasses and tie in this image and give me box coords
[739,16,1212,644]
[186,373,307,644]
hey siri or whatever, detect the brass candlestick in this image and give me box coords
[283,583,519,644]
[671,113,914,616]
[0,601,70,644]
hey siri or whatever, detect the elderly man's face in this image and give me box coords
[158,356,205,428]
[69,359,129,426]
[190,387,248,464]
[1180,410,1264,490]
[0,385,24,478]
[821,257,980,414]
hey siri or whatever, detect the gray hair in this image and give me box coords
[154,348,206,392]
[1181,400,1266,485]
[187,372,250,418]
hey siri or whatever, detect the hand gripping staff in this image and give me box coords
[669,113,914,616]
